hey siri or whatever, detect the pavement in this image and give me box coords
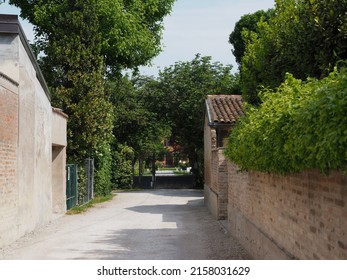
[0,189,250,260]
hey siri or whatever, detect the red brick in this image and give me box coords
[227,162,347,259]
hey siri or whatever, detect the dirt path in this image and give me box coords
[0,189,250,260]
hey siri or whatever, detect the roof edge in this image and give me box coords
[206,94,243,127]
[205,99,213,125]
[0,14,51,102]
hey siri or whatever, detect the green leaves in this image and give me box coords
[142,54,241,187]
[9,0,175,194]
[226,68,347,174]
[155,54,239,156]
[229,8,274,66]
[238,0,347,104]
[10,0,175,74]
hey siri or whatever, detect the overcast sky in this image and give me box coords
[1,0,275,76]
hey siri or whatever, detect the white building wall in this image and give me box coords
[0,15,67,247]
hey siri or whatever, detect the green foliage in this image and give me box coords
[94,146,113,196]
[9,0,175,194]
[66,194,114,215]
[229,8,274,66]
[10,0,175,74]
[111,144,134,189]
[97,0,175,73]
[239,0,347,104]
[155,54,240,156]
[143,54,240,187]
[77,165,87,203]
[226,68,347,174]
[109,75,171,166]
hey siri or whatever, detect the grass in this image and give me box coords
[158,167,177,171]
[66,194,115,215]
[113,187,142,193]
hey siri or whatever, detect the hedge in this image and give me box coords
[225,68,347,174]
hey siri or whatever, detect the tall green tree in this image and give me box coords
[229,8,274,67]
[9,0,175,194]
[107,75,170,187]
[239,0,347,104]
[10,0,175,74]
[147,54,240,187]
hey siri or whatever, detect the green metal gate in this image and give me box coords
[66,164,78,210]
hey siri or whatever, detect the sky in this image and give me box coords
[1,0,275,77]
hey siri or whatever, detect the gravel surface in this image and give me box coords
[0,189,251,260]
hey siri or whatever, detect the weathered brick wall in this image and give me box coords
[211,148,219,193]
[0,78,19,246]
[228,162,347,259]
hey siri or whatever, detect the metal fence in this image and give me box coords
[66,164,78,210]
[66,158,94,209]
[79,158,94,205]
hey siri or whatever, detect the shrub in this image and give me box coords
[225,68,347,174]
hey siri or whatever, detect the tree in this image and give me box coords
[239,0,347,104]
[9,0,175,194]
[9,0,175,74]
[229,8,274,67]
[147,54,240,187]
[107,75,170,187]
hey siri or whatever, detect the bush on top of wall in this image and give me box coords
[225,67,347,175]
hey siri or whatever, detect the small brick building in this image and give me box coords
[0,15,67,247]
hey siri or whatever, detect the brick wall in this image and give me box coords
[228,162,347,259]
[211,148,228,219]
[204,114,229,220]
[0,80,19,246]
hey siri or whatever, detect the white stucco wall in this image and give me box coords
[17,37,53,235]
[0,33,19,82]
[52,110,67,215]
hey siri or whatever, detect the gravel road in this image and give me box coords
[0,189,251,260]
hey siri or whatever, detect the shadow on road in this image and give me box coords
[72,195,251,260]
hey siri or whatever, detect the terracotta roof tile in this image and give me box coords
[206,95,244,125]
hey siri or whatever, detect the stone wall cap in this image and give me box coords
[52,107,68,119]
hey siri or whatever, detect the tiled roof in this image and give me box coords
[206,95,244,125]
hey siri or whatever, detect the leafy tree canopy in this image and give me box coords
[142,54,240,187]
[9,0,175,74]
[229,8,274,66]
[7,0,175,194]
[238,0,347,104]
[108,75,171,162]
